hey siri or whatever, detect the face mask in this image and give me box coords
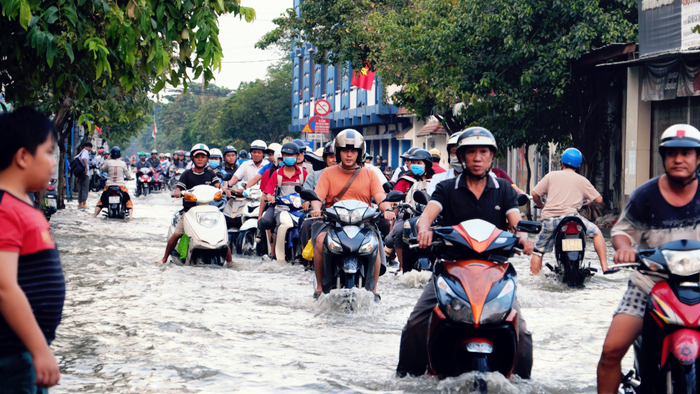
[411,164,425,176]
[450,156,463,173]
[208,160,220,169]
[283,157,296,167]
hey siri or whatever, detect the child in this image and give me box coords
[0,107,64,391]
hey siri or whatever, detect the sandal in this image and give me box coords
[313,290,322,300]
[374,293,381,303]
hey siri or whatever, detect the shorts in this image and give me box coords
[534,214,600,253]
[173,213,185,236]
[614,281,648,319]
[0,350,48,394]
[391,219,405,249]
[96,186,133,208]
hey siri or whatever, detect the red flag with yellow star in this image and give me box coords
[351,67,375,90]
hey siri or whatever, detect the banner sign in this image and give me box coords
[642,59,700,100]
[682,0,700,50]
[301,116,330,133]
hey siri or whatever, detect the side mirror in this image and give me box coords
[294,185,303,193]
[299,189,321,202]
[383,190,405,203]
[413,190,430,206]
[517,194,530,206]
[382,181,396,194]
[515,220,542,234]
[218,171,233,182]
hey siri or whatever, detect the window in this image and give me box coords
[298,55,304,103]
[322,64,327,97]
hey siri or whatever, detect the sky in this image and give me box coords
[212,0,292,90]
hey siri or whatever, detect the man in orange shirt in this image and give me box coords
[310,130,395,300]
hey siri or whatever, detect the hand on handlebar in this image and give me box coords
[173,188,182,198]
[614,248,637,264]
[518,235,534,255]
[417,228,433,249]
[384,211,395,221]
[225,189,232,199]
[302,201,310,211]
[309,210,322,218]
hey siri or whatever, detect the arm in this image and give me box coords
[0,251,60,387]
[373,192,396,221]
[101,161,109,172]
[310,200,323,217]
[506,210,534,255]
[245,173,263,189]
[612,234,637,264]
[416,202,442,248]
[584,195,603,206]
[532,191,545,209]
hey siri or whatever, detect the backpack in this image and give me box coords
[70,152,86,176]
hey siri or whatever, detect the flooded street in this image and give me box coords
[49,184,631,393]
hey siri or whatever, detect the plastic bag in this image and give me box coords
[177,234,190,260]
[302,239,314,261]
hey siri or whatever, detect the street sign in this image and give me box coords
[314,99,331,117]
[302,116,330,134]
[301,138,315,150]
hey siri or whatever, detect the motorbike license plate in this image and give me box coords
[47,198,57,208]
[562,238,583,252]
[109,196,121,204]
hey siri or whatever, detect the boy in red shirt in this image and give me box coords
[0,107,64,391]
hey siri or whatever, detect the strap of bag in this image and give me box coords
[333,168,361,203]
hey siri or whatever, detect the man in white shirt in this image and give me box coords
[225,140,270,192]
[75,142,93,208]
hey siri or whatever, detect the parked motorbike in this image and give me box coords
[299,189,399,293]
[135,167,153,197]
[42,179,58,221]
[406,216,541,381]
[604,240,700,393]
[89,165,106,192]
[544,216,597,287]
[99,186,128,219]
[167,185,229,267]
[274,192,304,263]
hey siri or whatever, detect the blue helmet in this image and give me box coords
[110,147,121,158]
[561,148,582,168]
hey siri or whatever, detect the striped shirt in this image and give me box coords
[0,192,65,355]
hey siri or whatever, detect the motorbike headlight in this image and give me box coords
[326,233,343,253]
[335,207,350,223]
[291,195,302,209]
[196,212,219,228]
[280,198,291,205]
[350,208,366,224]
[480,279,515,325]
[436,276,474,324]
[358,234,377,255]
[662,250,700,276]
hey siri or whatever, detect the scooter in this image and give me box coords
[406,192,541,380]
[135,167,153,197]
[544,216,597,287]
[99,186,128,219]
[89,165,106,192]
[607,240,700,394]
[167,185,229,266]
[299,188,397,293]
[273,192,304,263]
[169,167,185,191]
[42,179,58,221]
[234,187,271,256]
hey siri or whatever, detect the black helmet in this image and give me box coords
[323,142,334,158]
[400,147,419,160]
[292,139,307,152]
[239,149,248,159]
[281,142,300,155]
[110,147,121,158]
[408,149,433,165]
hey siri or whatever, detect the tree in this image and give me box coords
[0,0,255,205]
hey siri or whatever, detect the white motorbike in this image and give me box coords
[167,185,229,267]
[223,185,260,253]
[235,187,271,256]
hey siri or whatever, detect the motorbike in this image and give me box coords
[405,213,541,381]
[135,167,154,197]
[169,167,185,191]
[544,215,597,287]
[89,165,106,192]
[99,186,128,219]
[41,179,58,221]
[299,188,399,293]
[274,192,304,263]
[605,240,700,394]
[167,185,229,267]
[233,187,270,256]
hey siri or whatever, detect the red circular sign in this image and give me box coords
[314,99,331,117]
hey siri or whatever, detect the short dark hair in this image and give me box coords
[83,141,93,148]
[562,163,577,171]
[0,106,57,171]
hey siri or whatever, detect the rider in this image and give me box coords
[255,147,283,246]
[222,146,239,175]
[427,131,463,195]
[396,127,535,378]
[309,129,395,301]
[299,142,336,256]
[93,147,133,219]
[596,124,700,393]
[160,144,225,264]
[135,152,152,171]
[244,143,282,190]
[529,148,609,274]
[226,140,269,193]
[428,149,446,174]
[388,149,435,271]
[292,139,315,173]
[237,149,249,166]
[92,148,105,168]
[262,142,308,258]
[391,147,419,183]
[208,148,223,171]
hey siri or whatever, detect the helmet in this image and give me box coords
[292,139,307,153]
[209,148,223,160]
[447,131,463,152]
[400,147,419,160]
[429,148,441,160]
[456,127,497,153]
[239,149,248,159]
[249,140,267,152]
[138,151,147,157]
[98,148,105,154]
[365,152,372,160]
[281,142,300,155]
[273,148,283,164]
[314,147,324,157]
[561,148,583,168]
[223,146,237,157]
[659,124,700,155]
[190,143,210,157]
[177,150,185,156]
[267,143,282,154]
[110,147,121,158]
[185,151,190,158]
[323,142,334,157]
[408,149,433,165]
[151,149,158,154]
[334,129,365,166]
[165,153,171,158]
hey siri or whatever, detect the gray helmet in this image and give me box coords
[333,129,365,166]
[400,147,419,160]
[281,142,300,155]
[322,142,334,158]
[292,139,307,153]
[223,146,237,156]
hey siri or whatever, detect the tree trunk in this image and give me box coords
[524,145,532,220]
[51,86,79,209]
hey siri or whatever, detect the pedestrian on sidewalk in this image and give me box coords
[75,141,92,208]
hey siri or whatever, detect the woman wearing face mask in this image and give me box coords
[208,148,223,172]
[388,149,435,271]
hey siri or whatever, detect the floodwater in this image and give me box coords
[48,183,631,393]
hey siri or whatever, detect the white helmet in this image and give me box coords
[447,131,463,151]
[250,140,267,152]
[267,142,282,154]
[334,129,365,165]
[209,148,223,159]
[273,148,283,165]
[190,143,210,157]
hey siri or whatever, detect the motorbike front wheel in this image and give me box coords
[238,229,256,256]
[667,358,698,394]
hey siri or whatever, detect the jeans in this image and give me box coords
[77,173,89,203]
[0,351,49,394]
[396,277,533,378]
